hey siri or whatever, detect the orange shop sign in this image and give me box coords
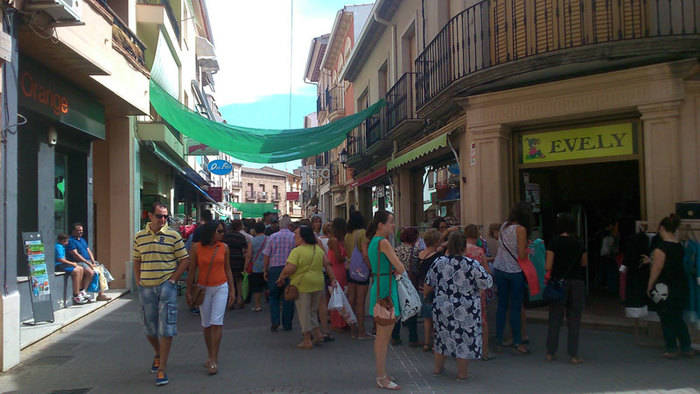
[21,71,69,116]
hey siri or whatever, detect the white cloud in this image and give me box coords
[208,0,336,105]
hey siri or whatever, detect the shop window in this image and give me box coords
[420,160,461,228]
[55,152,68,235]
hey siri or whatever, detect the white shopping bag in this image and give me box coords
[328,283,344,311]
[396,272,421,322]
[339,287,357,325]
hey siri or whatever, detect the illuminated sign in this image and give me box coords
[521,123,635,164]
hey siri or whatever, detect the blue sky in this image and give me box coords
[208,0,373,171]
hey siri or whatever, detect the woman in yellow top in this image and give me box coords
[277,226,338,349]
[186,221,234,375]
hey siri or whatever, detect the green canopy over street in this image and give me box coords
[149,81,385,163]
[231,202,278,219]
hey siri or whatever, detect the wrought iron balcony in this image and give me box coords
[385,72,422,135]
[258,191,268,201]
[415,0,700,113]
[231,181,243,189]
[365,114,383,148]
[245,191,256,201]
[328,85,345,117]
[271,192,281,201]
[98,0,147,69]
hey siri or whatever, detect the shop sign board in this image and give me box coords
[19,57,105,140]
[22,232,54,324]
[208,186,223,202]
[521,123,635,164]
[207,159,233,175]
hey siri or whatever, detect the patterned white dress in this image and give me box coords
[425,255,493,359]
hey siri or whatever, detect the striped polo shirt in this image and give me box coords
[133,223,188,286]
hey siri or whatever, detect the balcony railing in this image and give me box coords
[328,85,345,115]
[97,0,147,68]
[271,192,281,201]
[258,191,268,201]
[365,114,383,148]
[245,191,256,201]
[138,0,181,40]
[231,181,242,189]
[415,0,700,109]
[347,127,365,160]
[386,72,420,132]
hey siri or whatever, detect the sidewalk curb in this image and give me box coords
[20,289,131,350]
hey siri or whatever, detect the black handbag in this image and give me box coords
[543,247,581,304]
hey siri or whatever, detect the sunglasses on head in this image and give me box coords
[155,214,169,219]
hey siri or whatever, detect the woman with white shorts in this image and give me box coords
[187,221,235,375]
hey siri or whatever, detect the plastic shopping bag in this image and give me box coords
[339,287,357,325]
[396,272,421,322]
[328,284,344,311]
[241,272,250,301]
[87,271,101,293]
[100,264,115,282]
[93,265,109,292]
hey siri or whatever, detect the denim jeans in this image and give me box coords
[494,269,525,346]
[267,266,294,330]
[392,315,418,343]
[139,280,178,337]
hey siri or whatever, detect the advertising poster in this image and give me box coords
[26,241,50,297]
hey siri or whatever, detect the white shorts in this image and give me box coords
[199,282,228,327]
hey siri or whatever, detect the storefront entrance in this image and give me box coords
[515,121,643,318]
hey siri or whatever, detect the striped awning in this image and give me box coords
[387,133,448,171]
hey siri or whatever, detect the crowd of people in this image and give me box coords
[130,201,695,388]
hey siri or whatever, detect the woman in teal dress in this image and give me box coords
[366,211,406,390]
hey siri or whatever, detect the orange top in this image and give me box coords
[195,242,228,287]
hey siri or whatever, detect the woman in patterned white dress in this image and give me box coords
[425,231,493,380]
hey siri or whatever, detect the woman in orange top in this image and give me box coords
[187,221,234,375]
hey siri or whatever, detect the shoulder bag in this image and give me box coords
[284,245,316,301]
[373,240,396,326]
[349,231,370,282]
[500,231,540,296]
[190,245,219,306]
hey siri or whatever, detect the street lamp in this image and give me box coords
[339,148,348,168]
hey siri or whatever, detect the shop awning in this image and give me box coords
[230,202,278,219]
[185,178,217,204]
[150,80,385,163]
[387,133,448,171]
[148,141,209,186]
[350,167,386,188]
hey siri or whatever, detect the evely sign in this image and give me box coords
[207,159,233,175]
[521,123,636,165]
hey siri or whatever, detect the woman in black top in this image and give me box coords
[223,220,250,309]
[646,214,693,358]
[545,213,587,364]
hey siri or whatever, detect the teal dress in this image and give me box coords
[368,236,400,317]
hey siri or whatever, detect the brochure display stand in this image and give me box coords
[22,232,54,324]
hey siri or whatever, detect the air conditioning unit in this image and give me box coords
[25,0,82,24]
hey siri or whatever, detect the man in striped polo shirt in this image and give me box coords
[133,202,189,386]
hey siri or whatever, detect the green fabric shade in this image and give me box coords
[149,81,386,163]
[387,133,448,170]
[231,202,278,219]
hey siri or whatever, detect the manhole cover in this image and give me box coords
[29,355,73,366]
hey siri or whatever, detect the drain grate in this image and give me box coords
[29,355,73,366]
[50,389,91,394]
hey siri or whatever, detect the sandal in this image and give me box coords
[481,353,495,361]
[514,346,531,355]
[297,341,313,350]
[569,357,584,365]
[456,375,469,381]
[208,362,218,375]
[376,376,401,390]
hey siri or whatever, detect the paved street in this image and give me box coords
[1,294,699,394]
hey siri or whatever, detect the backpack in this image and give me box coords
[348,231,370,282]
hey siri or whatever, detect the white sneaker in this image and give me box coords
[72,295,88,305]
